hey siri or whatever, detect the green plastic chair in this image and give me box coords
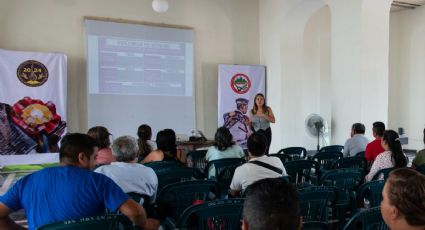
[371,167,395,181]
[144,161,183,171]
[36,214,133,230]
[343,207,389,230]
[186,150,208,176]
[416,164,425,175]
[155,166,196,192]
[331,157,367,171]
[284,160,320,186]
[355,151,365,158]
[155,180,221,221]
[277,147,307,160]
[166,199,244,230]
[313,152,343,170]
[216,162,244,197]
[298,186,337,223]
[319,145,344,153]
[302,222,329,230]
[356,180,385,209]
[205,158,246,180]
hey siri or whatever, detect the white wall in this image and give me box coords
[0,0,260,138]
[389,6,425,150]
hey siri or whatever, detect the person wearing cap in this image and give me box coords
[223,98,252,147]
[87,126,116,165]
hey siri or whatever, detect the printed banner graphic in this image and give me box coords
[218,64,266,147]
[0,49,67,156]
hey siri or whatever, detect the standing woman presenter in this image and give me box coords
[249,93,275,154]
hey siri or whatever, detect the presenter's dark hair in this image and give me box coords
[137,124,153,158]
[251,93,269,115]
[87,126,111,149]
[244,178,301,230]
[214,127,234,151]
[247,132,267,157]
[157,129,177,158]
[383,130,407,168]
[373,121,385,137]
[352,123,366,134]
[59,133,97,163]
[386,168,425,226]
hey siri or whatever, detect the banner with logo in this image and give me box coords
[218,64,266,147]
[0,49,67,158]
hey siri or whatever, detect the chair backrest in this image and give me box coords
[155,180,221,221]
[319,145,344,153]
[144,161,183,171]
[331,157,367,171]
[176,199,244,230]
[284,160,320,185]
[299,186,337,222]
[355,151,365,158]
[371,167,395,181]
[37,215,132,230]
[186,150,208,171]
[278,147,307,160]
[155,167,196,192]
[356,180,385,208]
[416,163,425,175]
[343,207,389,230]
[313,152,343,170]
[268,153,292,164]
[302,221,329,230]
[206,158,246,180]
[216,162,245,197]
[319,169,364,203]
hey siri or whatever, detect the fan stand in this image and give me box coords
[317,134,320,152]
[314,122,324,151]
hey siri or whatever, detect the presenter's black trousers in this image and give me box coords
[255,127,272,154]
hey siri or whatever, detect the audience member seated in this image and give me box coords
[206,127,245,178]
[412,128,425,168]
[381,168,425,230]
[0,133,158,230]
[229,133,286,197]
[365,121,386,163]
[343,123,369,157]
[142,129,184,164]
[87,126,116,165]
[243,178,301,230]
[137,124,157,162]
[365,130,407,181]
[95,135,158,204]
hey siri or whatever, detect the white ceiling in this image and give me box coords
[391,0,425,12]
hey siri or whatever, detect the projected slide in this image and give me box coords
[88,36,193,96]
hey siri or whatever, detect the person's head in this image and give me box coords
[351,123,366,137]
[156,129,177,157]
[59,133,98,169]
[252,93,268,114]
[236,98,249,114]
[137,124,152,141]
[137,124,153,157]
[214,127,234,151]
[247,132,267,157]
[112,136,139,162]
[87,126,111,149]
[381,168,425,230]
[372,121,386,138]
[243,178,301,230]
[382,130,407,168]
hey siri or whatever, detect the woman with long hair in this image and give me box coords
[137,124,157,161]
[249,93,275,154]
[142,128,185,164]
[365,130,407,181]
[205,127,245,178]
[87,126,116,164]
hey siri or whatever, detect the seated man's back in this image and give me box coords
[0,166,128,230]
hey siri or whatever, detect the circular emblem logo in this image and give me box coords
[16,60,49,87]
[230,73,251,94]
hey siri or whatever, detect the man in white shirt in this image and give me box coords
[229,132,286,197]
[95,136,158,204]
[343,123,369,157]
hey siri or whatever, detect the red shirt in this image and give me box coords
[365,138,385,162]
